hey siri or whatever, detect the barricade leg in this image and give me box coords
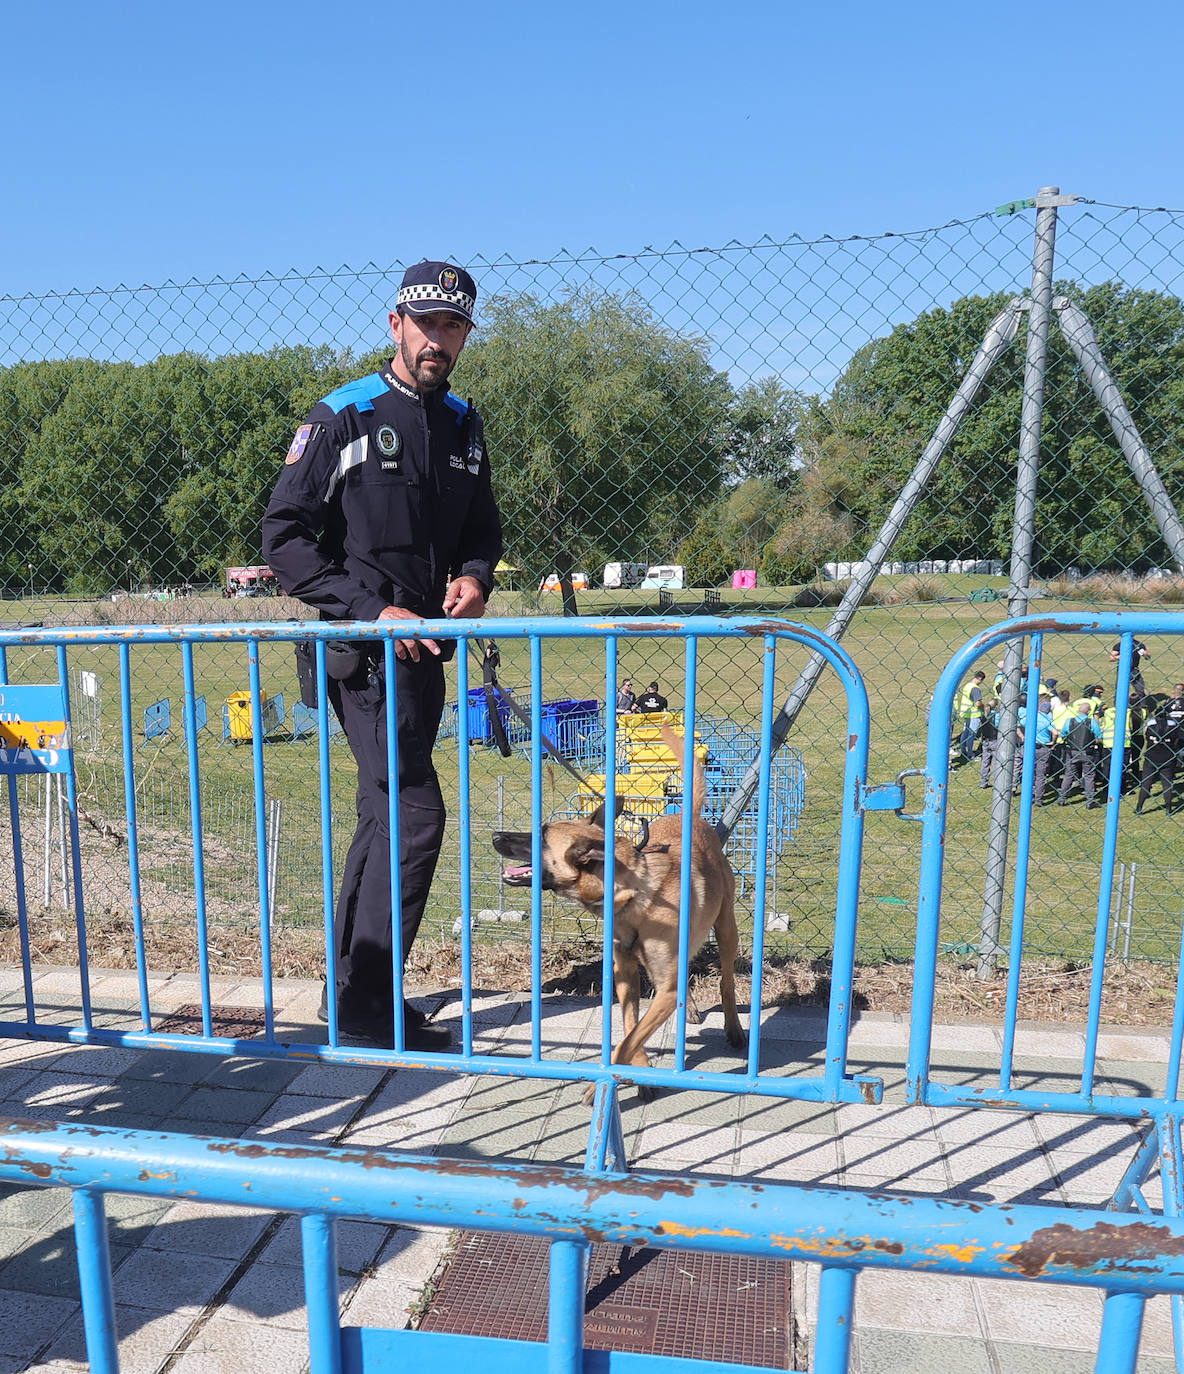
[1097,1289,1145,1374]
[73,1187,119,1374]
[303,1212,343,1374]
[584,1079,627,1175]
[813,1265,856,1374]
[547,1239,589,1374]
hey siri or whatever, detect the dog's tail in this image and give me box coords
[659,725,706,817]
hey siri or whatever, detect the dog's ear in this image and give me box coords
[567,835,606,870]
[588,796,626,831]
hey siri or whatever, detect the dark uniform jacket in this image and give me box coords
[262,361,503,630]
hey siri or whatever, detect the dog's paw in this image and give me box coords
[725,1021,745,1048]
[581,1081,597,1108]
[636,1081,658,1104]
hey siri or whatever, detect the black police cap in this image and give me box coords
[396,261,477,324]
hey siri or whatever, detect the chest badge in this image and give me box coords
[376,425,401,457]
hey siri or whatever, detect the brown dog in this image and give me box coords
[492,726,744,1100]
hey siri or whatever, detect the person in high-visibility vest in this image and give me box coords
[1099,698,1133,795]
[956,670,987,763]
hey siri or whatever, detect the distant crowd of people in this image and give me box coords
[954,640,1184,816]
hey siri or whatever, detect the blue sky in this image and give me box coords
[2,0,1182,296]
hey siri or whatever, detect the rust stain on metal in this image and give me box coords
[1009,1221,1184,1278]
[737,619,798,636]
[874,1240,904,1255]
[860,1080,879,1105]
[201,1140,696,1203]
[137,1168,176,1182]
[14,1160,52,1179]
[848,733,857,750]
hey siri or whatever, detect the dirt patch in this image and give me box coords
[0,914,1175,1026]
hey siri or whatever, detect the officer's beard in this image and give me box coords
[402,345,453,391]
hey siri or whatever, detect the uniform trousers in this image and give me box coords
[1012,742,1055,801]
[328,652,447,1018]
[1135,746,1177,814]
[1059,748,1100,805]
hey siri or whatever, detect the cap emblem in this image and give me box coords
[439,267,459,292]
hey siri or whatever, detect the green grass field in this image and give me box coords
[1,579,1180,971]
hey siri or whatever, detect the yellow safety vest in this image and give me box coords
[957,680,984,719]
[1101,707,1132,750]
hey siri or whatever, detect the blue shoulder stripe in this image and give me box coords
[320,373,389,415]
[443,392,469,424]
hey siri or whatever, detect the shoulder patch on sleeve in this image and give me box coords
[285,423,320,464]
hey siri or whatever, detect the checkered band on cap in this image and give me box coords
[397,282,476,314]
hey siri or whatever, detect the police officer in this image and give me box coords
[262,261,503,1049]
[1134,696,1180,816]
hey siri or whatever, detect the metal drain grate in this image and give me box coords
[152,1004,267,1039]
[420,1230,791,1366]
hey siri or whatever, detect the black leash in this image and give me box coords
[474,637,603,795]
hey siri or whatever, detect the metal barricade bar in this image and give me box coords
[0,616,881,1120]
[0,1115,1177,1374]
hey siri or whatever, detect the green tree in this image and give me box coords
[452,289,733,583]
[800,282,1184,573]
[163,345,341,579]
[724,375,805,489]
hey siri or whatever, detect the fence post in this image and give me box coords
[713,298,1025,842]
[978,187,1066,978]
[267,796,281,916]
[1124,862,1136,963]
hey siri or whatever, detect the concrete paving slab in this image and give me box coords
[852,1269,985,1339]
[0,1289,79,1358]
[168,1310,309,1374]
[854,1328,996,1373]
[38,1304,197,1374]
[734,1128,842,1182]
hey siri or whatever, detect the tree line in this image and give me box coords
[2,280,1182,597]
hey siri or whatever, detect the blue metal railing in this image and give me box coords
[908,611,1184,1123]
[0,1114,1176,1374]
[0,616,882,1149]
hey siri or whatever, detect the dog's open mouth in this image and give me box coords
[501,863,533,886]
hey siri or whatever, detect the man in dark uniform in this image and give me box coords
[635,681,669,713]
[262,261,503,1048]
[1133,696,1183,816]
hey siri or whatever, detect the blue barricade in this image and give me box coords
[0,1115,1177,1374]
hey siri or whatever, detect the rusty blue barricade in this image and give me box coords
[0,616,889,1172]
[2,1114,1181,1374]
[908,612,1184,1372]
[3,612,1184,1367]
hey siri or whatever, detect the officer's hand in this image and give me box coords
[378,605,441,661]
[443,576,487,619]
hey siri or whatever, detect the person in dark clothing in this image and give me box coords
[616,679,637,714]
[1057,698,1103,808]
[635,681,669,713]
[1134,699,1182,816]
[1110,639,1150,700]
[262,260,503,1050]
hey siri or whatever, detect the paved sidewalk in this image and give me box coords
[0,968,1176,1373]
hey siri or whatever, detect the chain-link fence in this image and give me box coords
[1,189,1183,967]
